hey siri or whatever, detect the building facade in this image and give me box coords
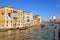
[0,6,33,29]
[50,16,60,23]
[33,15,42,26]
[23,11,33,27]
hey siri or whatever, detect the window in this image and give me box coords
[2,13,4,15]
[11,20,12,23]
[27,16,29,18]
[7,21,8,26]
[13,17,17,19]
[8,13,11,17]
[27,19,30,22]
[7,21,8,23]
[13,10,17,13]
[7,25,8,26]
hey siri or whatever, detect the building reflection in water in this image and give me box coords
[0,23,60,40]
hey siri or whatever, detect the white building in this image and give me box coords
[23,11,33,27]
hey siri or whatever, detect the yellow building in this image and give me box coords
[0,6,34,29]
[0,6,24,29]
[0,6,42,29]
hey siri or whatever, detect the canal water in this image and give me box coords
[0,26,45,40]
[0,24,60,40]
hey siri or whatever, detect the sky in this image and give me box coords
[0,0,60,20]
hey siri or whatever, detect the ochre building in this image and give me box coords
[0,6,33,29]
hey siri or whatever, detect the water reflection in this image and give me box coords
[0,27,44,40]
[0,24,59,40]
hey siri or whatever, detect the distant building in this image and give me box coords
[33,15,42,26]
[50,16,60,23]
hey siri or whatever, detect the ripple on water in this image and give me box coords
[0,26,44,40]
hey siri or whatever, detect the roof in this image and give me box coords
[0,6,23,10]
